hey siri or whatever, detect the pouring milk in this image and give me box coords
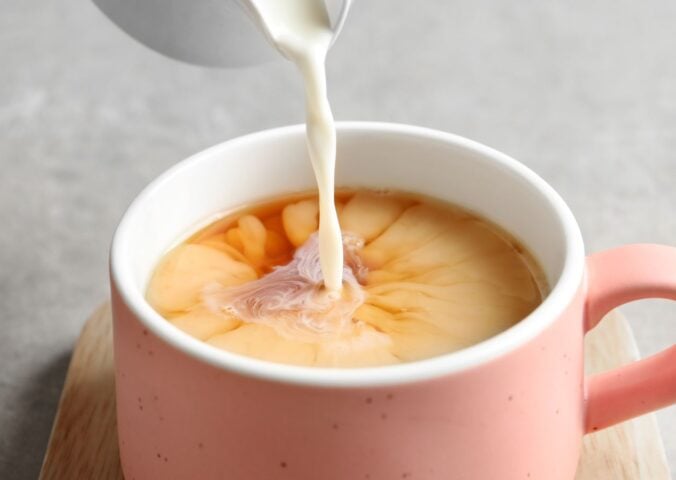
[251,0,345,293]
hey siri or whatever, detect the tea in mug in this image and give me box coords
[147,190,547,367]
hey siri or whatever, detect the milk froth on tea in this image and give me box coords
[147,190,547,367]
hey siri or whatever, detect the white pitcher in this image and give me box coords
[93,0,353,67]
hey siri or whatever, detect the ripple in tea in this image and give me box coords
[147,190,547,367]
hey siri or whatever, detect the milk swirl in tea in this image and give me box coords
[147,191,547,367]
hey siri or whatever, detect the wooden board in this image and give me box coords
[39,304,670,479]
[40,304,122,480]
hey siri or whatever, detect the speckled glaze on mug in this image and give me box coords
[110,123,676,479]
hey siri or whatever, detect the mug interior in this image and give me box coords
[111,122,585,386]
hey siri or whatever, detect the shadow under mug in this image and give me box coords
[110,122,676,479]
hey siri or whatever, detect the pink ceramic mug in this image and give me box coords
[110,123,676,479]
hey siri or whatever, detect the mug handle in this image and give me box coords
[584,244,676,433]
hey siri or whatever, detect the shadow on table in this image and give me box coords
[0,352,71,480]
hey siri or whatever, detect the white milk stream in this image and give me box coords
[252,0,344,293]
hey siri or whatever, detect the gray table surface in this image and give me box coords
[1,1,675,478]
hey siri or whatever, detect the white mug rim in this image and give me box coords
[110,122,585,387]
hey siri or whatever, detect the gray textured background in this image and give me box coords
[1,0,675,478]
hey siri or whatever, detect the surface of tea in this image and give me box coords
[147,190,548,367]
